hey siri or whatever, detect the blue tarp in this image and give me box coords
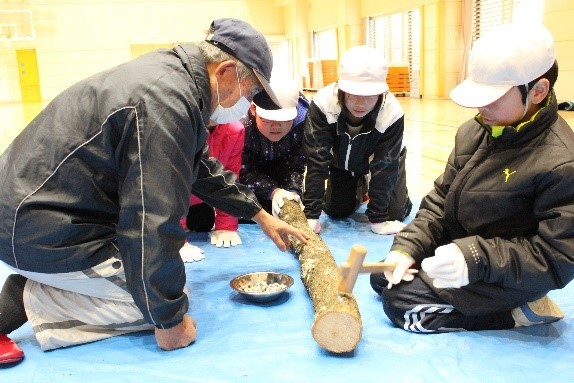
[2,203,573,382]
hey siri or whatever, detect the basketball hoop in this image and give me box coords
[0,10,36,48]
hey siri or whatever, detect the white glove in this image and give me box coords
[307,218,321,233]
[271,188,303,217]
[421,243,469,288]
[210,230,242,248]
[179,242,205,263]
[370,220,406,235]
[384,250,418,289]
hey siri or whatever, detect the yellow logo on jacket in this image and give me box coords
[503,168,516,183]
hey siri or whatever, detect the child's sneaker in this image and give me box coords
[511,295,564,327]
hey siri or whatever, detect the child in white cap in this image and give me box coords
[303,45,412,234]
[371,23,574,332]
[240,78,309,218]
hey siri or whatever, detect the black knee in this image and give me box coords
[380,283,413,330]
[0,274,28,334]
[403,198,413,219]
[325,209,353,219]
[185,203,215,232]
[370,272,409,330]
[370,272,388,295]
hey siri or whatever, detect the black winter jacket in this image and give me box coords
[392,94,574,313]
[303,83,405,223]
[0,44,261,328]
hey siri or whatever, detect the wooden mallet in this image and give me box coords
[337,244,396,294]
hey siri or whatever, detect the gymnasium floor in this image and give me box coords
[1,99,574,382]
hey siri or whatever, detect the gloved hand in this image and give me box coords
[421,243,469,288]
[210,230,242,248]
[271,188,303,217]
[384,250,418,289]
[307,219,321,234]
[179,242,205,263]
[370,220,406,235]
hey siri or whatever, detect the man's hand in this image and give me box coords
[252,209,309,251]
[421,243,469,288]
[155,314,197,351]
[384,250,418,289]
[271,188,303,217]
[210,230,242,248]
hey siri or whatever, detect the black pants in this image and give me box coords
[324,147,412,221]
[369,272,516,332]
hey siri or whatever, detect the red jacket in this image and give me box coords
[181,121,245,231]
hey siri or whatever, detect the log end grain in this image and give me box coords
[311,311,362,353]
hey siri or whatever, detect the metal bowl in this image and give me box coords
[230,272,294,303]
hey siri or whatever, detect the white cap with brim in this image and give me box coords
[337,45,390,96]
[256,105,297,121]
[338,80,389,96]
[450,23,555,108]
[254,78,299,121]
[449,80,513,108]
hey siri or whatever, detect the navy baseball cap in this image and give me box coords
[206,18,280,109]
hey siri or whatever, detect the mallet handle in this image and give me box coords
[338,244,368,293]
[338,245,397,293]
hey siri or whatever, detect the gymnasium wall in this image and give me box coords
[1,0,573,103]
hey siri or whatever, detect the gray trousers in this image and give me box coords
[7,256,155,350]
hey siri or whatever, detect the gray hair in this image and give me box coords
[197,40,252,81]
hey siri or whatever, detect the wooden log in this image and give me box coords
[278,200,362,353]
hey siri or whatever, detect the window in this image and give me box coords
[308,28,338,89]
[312,28,337,60]
[472,0,544,40]
[367,9,421,97]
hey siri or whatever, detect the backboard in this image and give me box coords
[0,10,35,46]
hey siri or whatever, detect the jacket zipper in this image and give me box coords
[344,132,353,175]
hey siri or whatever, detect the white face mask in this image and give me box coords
[210,69,251,124]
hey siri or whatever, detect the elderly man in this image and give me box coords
[0,18,307,364]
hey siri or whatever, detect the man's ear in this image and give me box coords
[214,60,238,81]
[530,78,550,105]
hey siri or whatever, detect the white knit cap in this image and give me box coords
[450,23,555,108]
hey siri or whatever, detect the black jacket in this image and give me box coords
[392,94,574,312]
[0,44,261,328]
[303,83,405,222]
